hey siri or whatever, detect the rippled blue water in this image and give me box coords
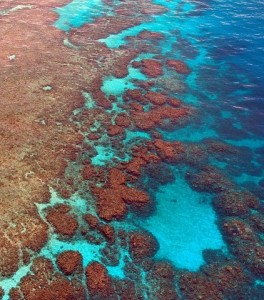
[54,0,264,271]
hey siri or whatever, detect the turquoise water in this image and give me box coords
[137,167,225,271]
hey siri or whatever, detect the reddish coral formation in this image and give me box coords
[86,261,115,298]
[107,125,124,137]
[129,102,144,112]
[186,166,235,193]
[213,190,260,216]
[91,89,112,109]
[83,213,100,229]
[144,91,167,105]
[91,164,151,221]
[129,231,159,261]
[150,261,176,280]
[153,282,180,300]
[0,231,22,277]
[126,157,147,176]
[139,59,163,77]
[249,213,264,233]
[132,61,142,69]
[108,168,127,186]
[19,257,85,299]
[222,218,257,242]
[124,89,144,102]
[87,133,101,140]
[168,97,182,107]
[131,105,190,130]
[147,261,180,300]
[93,187,127,221]
[124,145,160,177]
[202,262,251,297]
[206,140,238,155]
[166,59,191,74]
[99,224,115,243]
[56,251,83,276]
[93,183,150,221]
[9,288,21,300]
[0,288,4,299]
[137,30,164,40]
[82,164,99,180]
[180,273,224,300]
[221,218,264,277]
[154,139,185,162]
[115,280,140,300]
[46,205,78,237]
[22,249,31,265]
[115,114,131,128]
[121,187,150,205]
[179,260,251,300]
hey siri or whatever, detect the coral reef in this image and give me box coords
[1,0,263,298]
[56,251,83,275]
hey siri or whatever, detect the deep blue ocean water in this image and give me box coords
[53,0,264,271]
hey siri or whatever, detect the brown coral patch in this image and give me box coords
[93,187,127,221]
[129,231,159,261]
[137,30,165,40]
[140,59,163,77]
[86,261,115,298]
[186,166,235,193]
[56,250,83,276]
[221,218,264,277]
[46,205,78,237]
[83,213,100,229]
[213,190,259,216]
[131,105,190,130]
[115,114,131,128]
[180,273,224,300]
[154,139,185,162]
[166,59,191,74]
[99,224,115,244]
[107,125,124,137]
[144,91,168,105]
[19,257,85,299]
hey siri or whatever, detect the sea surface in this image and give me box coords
[1,0,264,298]
[56,0,264,283]
[56,0,264,267]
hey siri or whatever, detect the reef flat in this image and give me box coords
[0,0,263,299]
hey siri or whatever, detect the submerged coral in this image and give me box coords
[0,0,263,299]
